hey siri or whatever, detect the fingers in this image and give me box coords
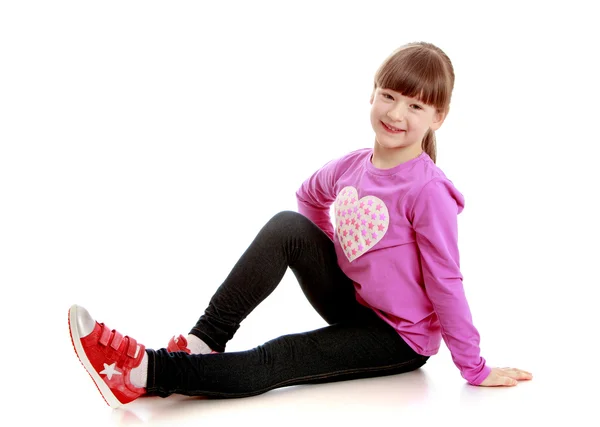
[479,367,533,387]
[495,374,520,386]
[500,367,533,381]
[487,374,517,386]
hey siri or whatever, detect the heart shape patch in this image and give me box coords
[334,186,389,262]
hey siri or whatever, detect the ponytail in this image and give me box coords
[422,128,437,164]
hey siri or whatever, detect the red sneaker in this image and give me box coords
[167,334,219,354]
[68,304,146,408]
[167,334,191,354]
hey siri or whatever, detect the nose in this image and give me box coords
[387,102,408,121]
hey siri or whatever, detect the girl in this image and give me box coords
[69,41,532,408]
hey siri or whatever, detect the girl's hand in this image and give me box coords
[478,367,533,387]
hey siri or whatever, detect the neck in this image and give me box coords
[371,142,423,169]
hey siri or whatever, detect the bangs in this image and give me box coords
[374,45,452,111]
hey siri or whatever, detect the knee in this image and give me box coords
[270,210,303,223]
[266,210,312,234]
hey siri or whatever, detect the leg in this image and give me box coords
[191,210,360,352]
[147,307,429,398]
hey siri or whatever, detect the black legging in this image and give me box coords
[146,211,429,398]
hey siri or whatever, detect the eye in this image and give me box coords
[411,104,423,110]
[382,93,394,100]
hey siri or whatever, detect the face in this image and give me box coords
[369,87,446,155]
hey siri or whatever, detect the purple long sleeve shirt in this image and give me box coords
[296,148,491,385]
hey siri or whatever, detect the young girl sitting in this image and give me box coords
[68,41,533,408]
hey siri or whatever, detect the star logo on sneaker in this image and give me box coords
[100,362,122,380]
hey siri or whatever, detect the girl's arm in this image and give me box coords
[296,158,340,240]
[412,178,491,385]
[413,178,533,387]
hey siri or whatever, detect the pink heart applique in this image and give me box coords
[334,186,389,262]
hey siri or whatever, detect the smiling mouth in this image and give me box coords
[381,121,404,133]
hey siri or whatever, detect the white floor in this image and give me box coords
[66,355,575,427]
[23,344,597,426]
[9,271,598,427]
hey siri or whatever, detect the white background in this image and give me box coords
[1,1,599,425]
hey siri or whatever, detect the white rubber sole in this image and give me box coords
[68,304,122,409]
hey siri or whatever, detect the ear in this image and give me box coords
[430,109,447,131]
[369,91,374,105]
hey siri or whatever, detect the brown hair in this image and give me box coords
[373,42,455,164]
